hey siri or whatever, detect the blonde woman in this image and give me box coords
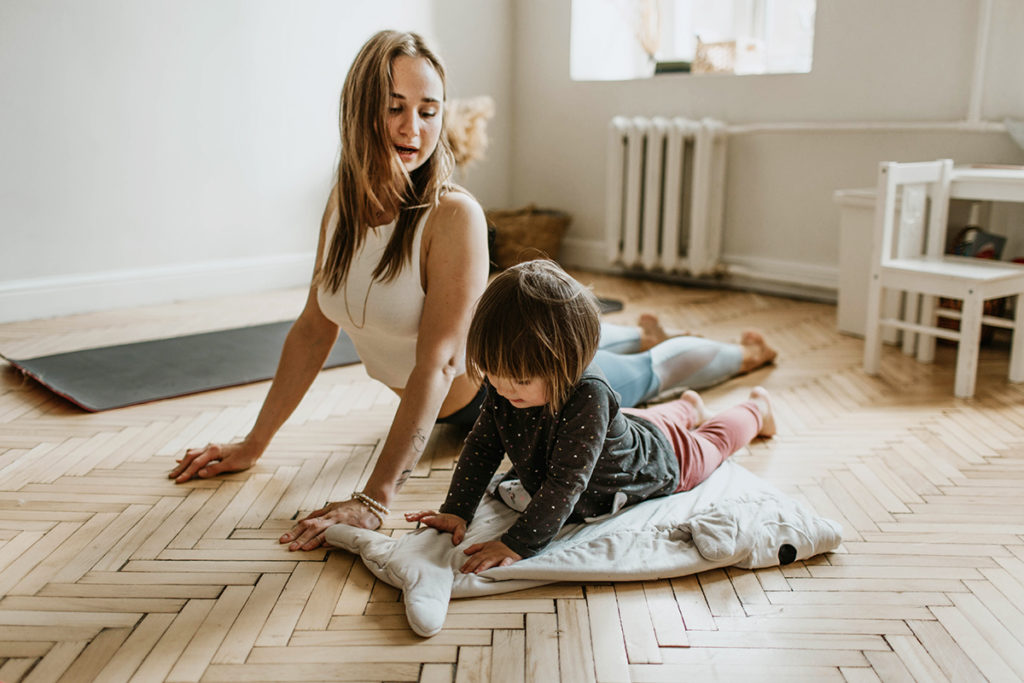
[170,30,490,549]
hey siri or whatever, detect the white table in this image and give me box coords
[951,165,1024,202]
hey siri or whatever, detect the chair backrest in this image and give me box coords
[871,159,953,267]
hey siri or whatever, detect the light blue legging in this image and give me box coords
[596,323,744,408]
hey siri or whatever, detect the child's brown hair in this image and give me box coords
[466,260,601,412]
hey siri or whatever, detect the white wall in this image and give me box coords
[0,0,511,323]
[5,0,1024,324]
[509,0,1024,297]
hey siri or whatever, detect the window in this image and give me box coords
[570,0,816,81]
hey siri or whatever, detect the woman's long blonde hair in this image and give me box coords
[466,260,602,414]
[317,30,456,292]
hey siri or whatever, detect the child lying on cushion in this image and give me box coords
[405,260,776,573]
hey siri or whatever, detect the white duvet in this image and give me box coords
[326,460,842,637]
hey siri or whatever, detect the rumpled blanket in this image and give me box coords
[326,460,842,636]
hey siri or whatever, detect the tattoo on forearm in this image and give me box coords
[412,428,427,454]
[396,468,413,488]
[396,429,428,489]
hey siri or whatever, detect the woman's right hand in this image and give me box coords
[169,441,262,483]
[404,510,468,545]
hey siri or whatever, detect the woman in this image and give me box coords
[169,30,777,551]
[171,30,489,550]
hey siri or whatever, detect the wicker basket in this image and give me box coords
[486,205,571,269]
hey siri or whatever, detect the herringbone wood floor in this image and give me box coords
[1,272,1023,682]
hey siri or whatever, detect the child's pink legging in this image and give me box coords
[623,400,763,492]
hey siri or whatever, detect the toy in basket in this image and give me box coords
[486,205,571,268]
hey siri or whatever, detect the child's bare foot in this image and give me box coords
[740,331,778,373]
[680,390,711,427]
[748,386,776,438]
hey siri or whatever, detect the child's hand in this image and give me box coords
[460,541,522,574]
[404,510,468,545]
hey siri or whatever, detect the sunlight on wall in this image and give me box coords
[570,0,815,81]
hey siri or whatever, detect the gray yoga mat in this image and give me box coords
[2,321,360,412]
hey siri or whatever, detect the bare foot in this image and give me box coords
[638,314,670,351]
[739,331,778,373]
[638,314,698,351]
[680,390,711,427]
[748,386,776,438]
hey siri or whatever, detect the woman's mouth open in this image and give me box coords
[395,144,418,162]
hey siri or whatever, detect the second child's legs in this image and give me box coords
[624,387,775,492]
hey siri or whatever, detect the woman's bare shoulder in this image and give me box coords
[424,188,486,243]
[436,186,483,220]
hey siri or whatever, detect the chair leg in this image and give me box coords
[954,293,983,398]
[864,274,885,375]
[917,293,938,363]
[902,290,919,356]
[1010,295,1024,383]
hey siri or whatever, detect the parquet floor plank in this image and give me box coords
[641,580,688,647]
[0,659,37,683]
[91,614,174,683]
[125,599,212,683]
[524,612,558,683]
[930,605,1019,681]
[669,574,716,630]
[2,278,1024,681]
[613,583,660,664]
[583,585,630,682]
[947,591,1024,678]
[554,598,596,683]
[20,640,88,683]
[254,561,323,647]
[211,573,289,664]
[453,645,490,683]
[164,585,253,683]
[698,568,745,617]
[421,662,456,683]
[247,643,459,664]
[884,634,950,682]
[490,629,526,683]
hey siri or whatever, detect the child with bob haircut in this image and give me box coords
[406,260,776,573]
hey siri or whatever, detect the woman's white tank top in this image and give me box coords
[317,210,432,388]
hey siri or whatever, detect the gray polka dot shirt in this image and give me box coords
[439,365,679,558]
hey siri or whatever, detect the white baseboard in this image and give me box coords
[719,253,838,300]
[560,237,839,301]
[0,253,315,324]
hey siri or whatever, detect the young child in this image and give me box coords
[405,260,776,573]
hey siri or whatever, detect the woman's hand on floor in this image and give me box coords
[169,441,261,483]
[460,540,522,574]
[279,499,380,551]
[405,510,467,545]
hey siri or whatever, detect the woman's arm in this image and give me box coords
[170,191,341,483]
[281,191,490,549]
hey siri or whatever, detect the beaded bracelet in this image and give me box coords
[352,491,389,526]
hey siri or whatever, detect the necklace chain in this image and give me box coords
[342,278,374,330]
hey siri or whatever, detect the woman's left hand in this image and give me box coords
[279,499,380,551]
[460,540,522,574]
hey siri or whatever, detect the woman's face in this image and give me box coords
[387,55,444,173]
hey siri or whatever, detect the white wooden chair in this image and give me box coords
[862,159,1024,398]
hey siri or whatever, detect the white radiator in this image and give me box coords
[605,116,728,277]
